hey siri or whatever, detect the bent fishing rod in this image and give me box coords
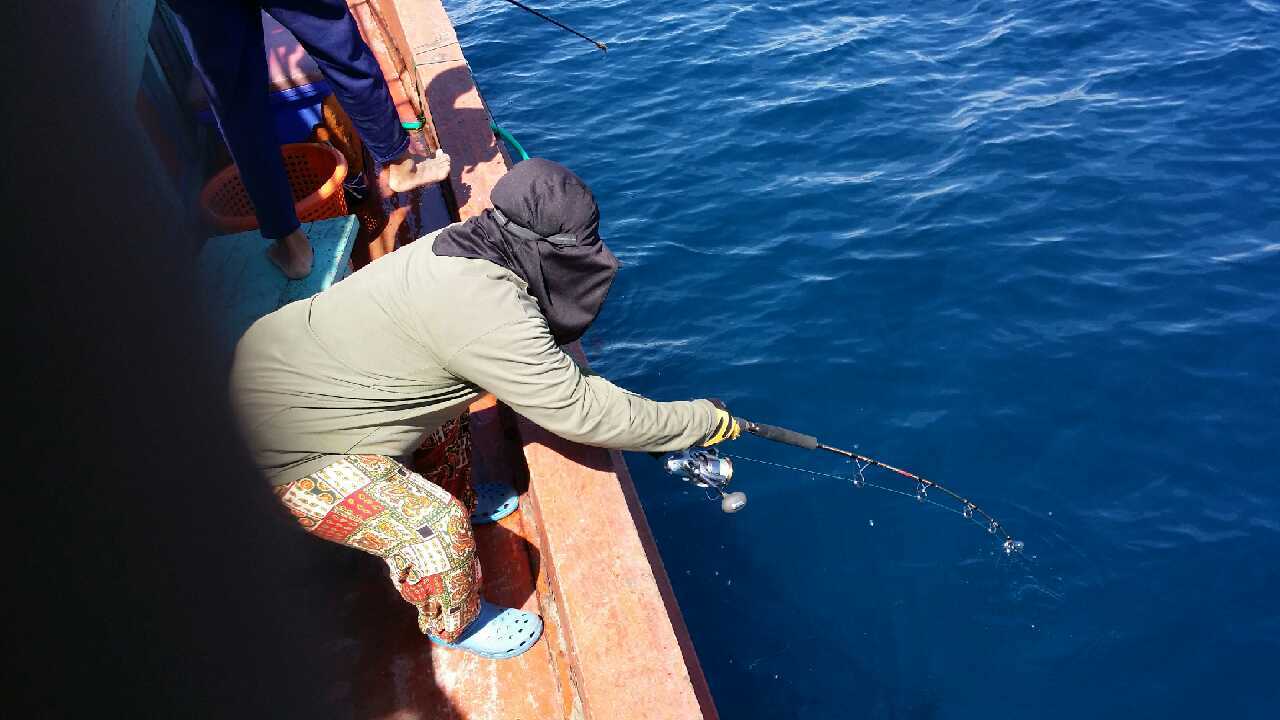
[662,418,1024,554]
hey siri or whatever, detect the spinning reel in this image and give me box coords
[662,447,748,513]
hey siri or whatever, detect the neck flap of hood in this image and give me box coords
[433,158,619,345]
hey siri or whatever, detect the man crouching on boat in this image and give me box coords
[230,159,742,659]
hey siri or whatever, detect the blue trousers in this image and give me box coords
[169,0,409,239]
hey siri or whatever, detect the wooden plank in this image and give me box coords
[395,0,510,219]
[413,402,565,720]
[347,0,424,127]
[347,0,455,258]
[518,422,719,720]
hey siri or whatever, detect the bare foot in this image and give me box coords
[387,148,452,193]
[266,228,313,279]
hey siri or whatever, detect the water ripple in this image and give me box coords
[457,0,1280,716]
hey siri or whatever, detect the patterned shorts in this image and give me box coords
[275,419,481,641]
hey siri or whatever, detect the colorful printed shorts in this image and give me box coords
[275,419,481,641]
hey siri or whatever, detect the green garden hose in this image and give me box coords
[400,120,530,161]
[490,123,530,161]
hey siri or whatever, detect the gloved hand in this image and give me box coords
[701,399,742,447]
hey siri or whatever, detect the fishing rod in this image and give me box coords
[662,418,1024,554]
[497,0,608,52]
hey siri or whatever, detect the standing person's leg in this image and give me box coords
[166,0,313,278]
[263,0,451,193]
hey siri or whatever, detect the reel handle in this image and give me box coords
[741,419,819,450]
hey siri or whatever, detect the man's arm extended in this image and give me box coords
[445,316,718,452]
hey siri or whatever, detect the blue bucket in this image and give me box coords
[196,80,332,145]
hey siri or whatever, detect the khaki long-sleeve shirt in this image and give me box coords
[230,227,718,485]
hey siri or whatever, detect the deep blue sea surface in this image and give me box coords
[453,1,1279,717]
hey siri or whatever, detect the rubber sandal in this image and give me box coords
[430,600,543,660]
[471,481,520,525]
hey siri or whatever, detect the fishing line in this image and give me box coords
[728,454,972,519]
[730,453,1019,548]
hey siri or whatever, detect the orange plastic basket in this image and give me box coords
[200,142,348,233]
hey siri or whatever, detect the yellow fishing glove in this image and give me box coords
[701,400,742,447]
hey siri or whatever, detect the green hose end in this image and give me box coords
[490,122,530,161]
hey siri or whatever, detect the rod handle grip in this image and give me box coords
[742,419,819,450]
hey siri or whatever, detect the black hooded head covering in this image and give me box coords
[432,158,619,345]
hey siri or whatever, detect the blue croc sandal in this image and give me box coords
[471,481,520,525]
[430,600,543,660]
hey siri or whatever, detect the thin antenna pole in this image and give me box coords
[497,0,608,52]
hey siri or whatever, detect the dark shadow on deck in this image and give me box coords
[425,64,503,212]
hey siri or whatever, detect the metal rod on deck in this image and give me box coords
[497,0,608,52]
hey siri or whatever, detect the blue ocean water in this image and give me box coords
[453,1,1279,717]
